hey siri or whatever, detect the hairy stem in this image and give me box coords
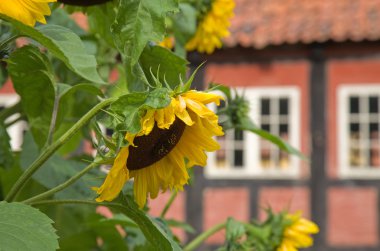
[4,97,117,202]
[45,91,60,147]
[183,222,226,251]
[23,162,99,204]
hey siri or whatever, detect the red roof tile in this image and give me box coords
[224,0,380,48]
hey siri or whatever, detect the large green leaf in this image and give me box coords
[47,8,86,36]
[86,3,117,47]
[7,45,55,148]
[20,132,99,199]
[111,194,182,251]
[110,88,171,135]
[0,202,59,251]
[139,45,188,89]
[0,13,104,84]
[111,0,178,65]
[54,83,102,154]
[172,3,197,57]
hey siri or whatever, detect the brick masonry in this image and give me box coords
[327,187,378,246]
[258,187,310,220]
[203,187,250,244]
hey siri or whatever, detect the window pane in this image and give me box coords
[370,123,379,137]
[369,96,379,114]
[350,96,359,114]
[260,148,271,168]
[279,151,289,169]
[216,149,226,168]
[261,98,270,115]
[350,123,360,133]
[279,98,288,115]
[234,129,244,141]
[279,124,288,138]
[234,150,244,167]
[261,123,270,132]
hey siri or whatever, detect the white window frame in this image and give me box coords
[206,87,301,179]
[0,94,25,151]
[338,84,380,179]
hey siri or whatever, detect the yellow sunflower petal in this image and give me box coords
[290,218,320,234]
[0,0,55,26]
[95,147,130,202]
[184,97,216,118]
[183,91,224,105]
[141,110,155,135]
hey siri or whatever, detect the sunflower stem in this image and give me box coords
[160,190,177,218]
[23,162,99,204]
[183,222,226,251]
[4,97,117,202]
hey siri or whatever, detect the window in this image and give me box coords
[338,85,380,178]
[0,94,25,151]
[206,87,300,179]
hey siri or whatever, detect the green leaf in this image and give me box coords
[236,117,306,160]
[125,60,150,92]
[0,121,13,169]
[110,92,148,134]
[225,217,246,241]
[172,3,197,56]
[111,194,182,251]
[110,88,171,135]
[86,3,117,47]
[0,202,59,251]
[111,0,178,65]
[7,45,55,148]
[20,132,99,199]
[140,45,188,89]
[59,230,97,251]
[47,8,86,36]
[54,83,101,155]
[0,61,7,88]
[166,219,195,233]
[88,214,129,251]
[0,13,104,84]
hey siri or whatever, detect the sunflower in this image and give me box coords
[0,0,56,27]
[277,212,319,251]
[95,90,224,208]
[158,37,175,49]
[185,0,235,54]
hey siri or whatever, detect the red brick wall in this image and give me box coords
[327,187,378,246]
[258,187,310,220]
[203,187,250,244]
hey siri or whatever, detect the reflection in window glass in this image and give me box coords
[348,95,380,169]
[259,97,290,170]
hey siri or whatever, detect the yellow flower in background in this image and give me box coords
[0,0,56,26]
[95,90,224,208]
[159,37,175,49]
[277,212,319,251]
[186,0,235,54]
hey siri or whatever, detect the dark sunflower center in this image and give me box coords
[127,119,186,170]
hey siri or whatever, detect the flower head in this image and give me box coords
[95,90,224,208]
[158,37,174,49]
[0,0,56,26]
[277,212,319,251]
[186,0,235,54]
